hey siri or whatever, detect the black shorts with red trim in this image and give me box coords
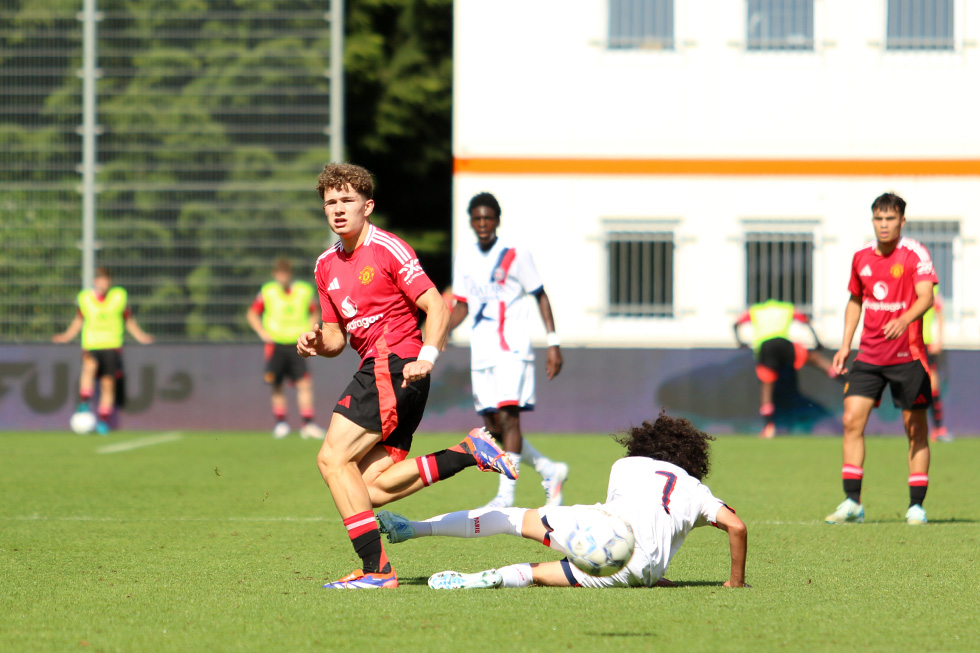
[264,343,308,385]
[85,348,123,379]
[756,338,807,382]
[844,359,932,410]
[333,353,430,461]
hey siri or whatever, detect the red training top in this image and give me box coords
[314,224,435,364]
[847,237,937,367]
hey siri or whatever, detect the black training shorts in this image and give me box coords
[844,359,932,410]
[264,343,308,385]
[333,353,430,462]
[85,348,123,380]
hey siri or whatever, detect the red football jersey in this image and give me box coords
[847,237,937,367]
[314,224,435,364]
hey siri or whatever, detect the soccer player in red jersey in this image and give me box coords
[826,193,938,526]
[297,163,518,589]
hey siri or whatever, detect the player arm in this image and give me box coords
[794,312,825,350]
[733,312,751,348]
[884,280,934,340]
[298,320,346,359]
[447,298,468,333]
[125,315,154,344]
[396,287,450,388]
[833,295,863,373]
[714,507,748,588]
[246,307,272,343]
[52,313,83,343]
[533,288,563,380]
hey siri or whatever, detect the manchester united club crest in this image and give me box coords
[358,266,375,285]
[890,264,904,278]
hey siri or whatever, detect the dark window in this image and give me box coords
[747,0,814,51]
[745,232,814,313]
[609,0,675,50]
[608,232,674,317]
[887,0,954,50]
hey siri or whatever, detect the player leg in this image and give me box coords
[270,383,289,438]
[77,352,98,411]
[360,426,518,507]
[926,353,949,442]
[265,345,289,437]
[295,375,323,440]
[317,413,399,588]
[826,362,882,523]
[891,361,932,524]
[92,351,121,434]
[755,339,786,439]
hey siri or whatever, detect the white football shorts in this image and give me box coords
[537,504,651,589]
[471,357,535,414]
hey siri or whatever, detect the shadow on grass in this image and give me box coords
[400,575,434,586]
[860,518,979,525]
[663,580,727,588]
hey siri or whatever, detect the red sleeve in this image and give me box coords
[380,239,435,302]
[847,253,863,297]
[123,306,132,320]
[314,259,339,324]
[250,292,264,314]
[793,311,809,323]
[735,311,751,325]
[910,249,939,285]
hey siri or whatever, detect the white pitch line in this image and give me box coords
[96,431,183,454]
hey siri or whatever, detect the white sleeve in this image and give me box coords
[451,252,468,303]
[693,483,726,528]
[514,248,544,294]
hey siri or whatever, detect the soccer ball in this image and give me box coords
[69,410,97,435]
[564,509,636,577]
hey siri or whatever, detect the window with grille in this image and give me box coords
[607,229,674,317]
[887,0,954,50]
[904,220,959,311]
[745,231,814,314]
[609,0,674,50]
[747,0,814,51]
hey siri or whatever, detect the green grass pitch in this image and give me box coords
[1,431,978,651]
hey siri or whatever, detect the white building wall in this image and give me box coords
[452,0,980,349]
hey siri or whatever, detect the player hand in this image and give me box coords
[401,359,434,388]
[831,347,850,375]
[138,334,155,345]
[882,317,909,340]
[927,342,941,355]
[51,333,70,343]
[297,324,323,358]
[546,347,563,380]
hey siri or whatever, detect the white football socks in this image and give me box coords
[498,563,534,588]
[423,507,527,538]
[495,453,520,503]
[521,439,556,478]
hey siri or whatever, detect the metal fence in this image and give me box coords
[1,0,342,343]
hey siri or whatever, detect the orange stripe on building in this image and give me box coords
[454,157,980,177]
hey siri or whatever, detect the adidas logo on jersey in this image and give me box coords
[328,277,340,291]
[859,265,872,277]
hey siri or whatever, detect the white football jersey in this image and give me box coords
[603,457,728,586]
[451,238,544,370]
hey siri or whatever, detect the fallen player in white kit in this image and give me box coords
[378,412,748,589]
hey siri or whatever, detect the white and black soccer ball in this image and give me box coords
[564,509,636,577]
[69,410,97,435]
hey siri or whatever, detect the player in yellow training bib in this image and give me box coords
[52,267,154,434]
